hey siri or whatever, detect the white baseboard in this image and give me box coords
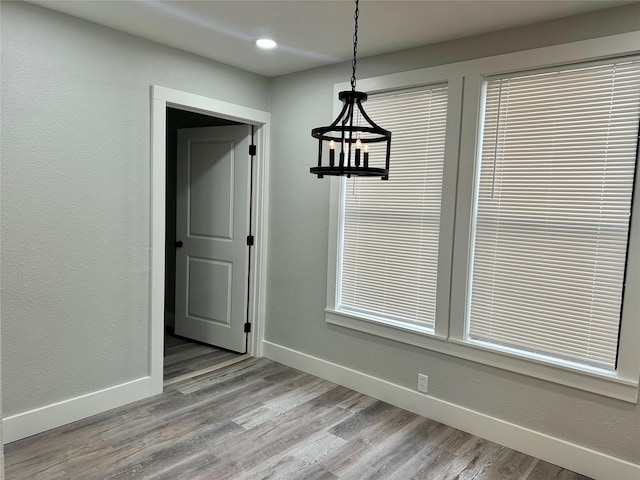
[262,340,640,480]
[2,376,152,444]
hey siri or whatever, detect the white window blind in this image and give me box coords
[469,58,640,370]
[339,86,448,329]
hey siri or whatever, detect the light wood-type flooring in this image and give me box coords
[5,338,592,480]
[163,330,248,385]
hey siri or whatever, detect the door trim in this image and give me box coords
[150,85,270,394]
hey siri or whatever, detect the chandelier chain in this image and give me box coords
[351,0,359,90]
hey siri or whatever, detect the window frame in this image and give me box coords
[324,32,640,403]
[333,80,461,336]
[465,57,640,372]
[326,66,464,343]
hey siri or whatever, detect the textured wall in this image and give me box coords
[0,1,269,416]
[267,3,640,464]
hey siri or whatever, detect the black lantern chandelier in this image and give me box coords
[311,0,391,180]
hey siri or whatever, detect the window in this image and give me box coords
[339,86,448,331]
[468,59,640,371]
[325,33,640,401]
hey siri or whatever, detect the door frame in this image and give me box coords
[150,85,270,394]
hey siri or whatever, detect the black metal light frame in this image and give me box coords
[310,0,391,180]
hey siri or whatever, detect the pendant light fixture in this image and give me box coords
[311,0,391,180]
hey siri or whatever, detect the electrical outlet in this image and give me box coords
[417,373,429,393]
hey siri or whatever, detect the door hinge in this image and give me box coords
[244,322,252,333]
[249,145,257,156]
[247,235,254,246]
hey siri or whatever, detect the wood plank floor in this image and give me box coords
[5,350,592,479]
[163,331,246,383]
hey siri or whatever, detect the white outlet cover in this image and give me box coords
[418,374,429,393]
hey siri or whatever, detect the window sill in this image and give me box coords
[326,308,447,350]
[326,308,639,403]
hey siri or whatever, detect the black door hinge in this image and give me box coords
[244,322,252,333]
[249,145,257,156]
[247,235,254,246]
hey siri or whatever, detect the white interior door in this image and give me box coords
[175,125,251,353]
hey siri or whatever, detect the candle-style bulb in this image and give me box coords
[329,139,336,167]
[354,139,362,167]
[363,143,369,168]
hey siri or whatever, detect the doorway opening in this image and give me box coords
[163,107,249,385]
[150,85,270,395]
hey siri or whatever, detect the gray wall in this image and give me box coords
[0,1,269,416]
[266,3,640,464]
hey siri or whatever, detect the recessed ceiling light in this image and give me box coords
[256,38,277,49]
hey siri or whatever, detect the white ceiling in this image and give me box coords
[30,0,635,77]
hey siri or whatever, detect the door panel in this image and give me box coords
[175,125,251,353]
[187,257,231,325]
[188,141,233,239]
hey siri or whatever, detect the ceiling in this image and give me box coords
[30,0,635,77]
